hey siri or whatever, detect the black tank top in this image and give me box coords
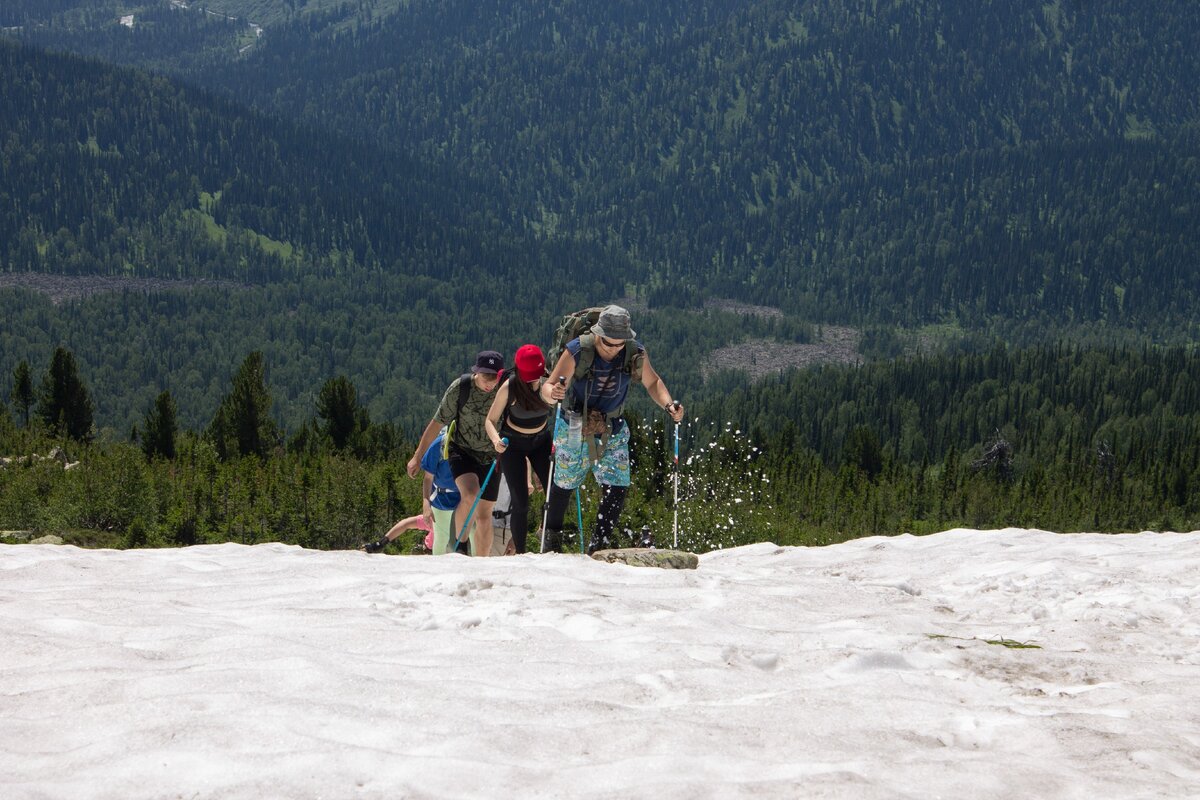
[507,400,549,427]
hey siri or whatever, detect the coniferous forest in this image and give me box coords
[3,343,1198,551]
[2,1,1199,549]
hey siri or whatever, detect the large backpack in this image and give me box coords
[547,307,645,388]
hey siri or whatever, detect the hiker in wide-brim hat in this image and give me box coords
[540,304,684,555]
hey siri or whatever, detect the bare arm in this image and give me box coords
[406,418,443,478]
[541,351,575,404]
[640,351,684,422]
[486,380,511,453]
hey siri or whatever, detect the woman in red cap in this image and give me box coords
[485,344,552,554]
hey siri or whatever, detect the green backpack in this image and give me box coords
[547,307,645,388]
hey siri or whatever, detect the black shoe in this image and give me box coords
[363,537,389,554]
[542,528,563,553]
[586,533,612,556]
[638,525,655,549]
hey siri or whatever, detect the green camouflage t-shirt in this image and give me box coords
[435,375,498,464]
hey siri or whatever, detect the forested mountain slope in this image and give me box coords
[186,0,1200,327]
[8,1,1200,332]
[0,40,642,432]
[5,2,1200,438]
[0,39,563,288]
[4,2,1199,548]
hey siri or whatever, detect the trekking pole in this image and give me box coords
[453,438,507,552]
[671,403,681,550]
[576,488,585,556]
[539,376,568,553]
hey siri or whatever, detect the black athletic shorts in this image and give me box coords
[447,446,501,502]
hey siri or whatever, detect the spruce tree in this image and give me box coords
[11,360,33,427]
[317,375,359,451]
[38,347,94,442]
[142,390,178,460]
[210,352,276,458]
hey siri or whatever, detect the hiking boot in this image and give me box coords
[542,528,563,554]
[585,532,612,556]
[638,525,655,549]
[363,537,389,554]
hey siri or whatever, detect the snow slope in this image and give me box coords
[2,528,1198,798]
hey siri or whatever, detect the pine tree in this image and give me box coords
[11,360,33,427]
[317,375,359,451]
[142,390,178,460]
[210,352,276,458]
[38,347,94,442]
[842,426,884,482]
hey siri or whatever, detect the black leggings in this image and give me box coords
[497,426,552,553]
[544,482,628,553]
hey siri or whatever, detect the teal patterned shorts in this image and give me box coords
[552,418,631,490]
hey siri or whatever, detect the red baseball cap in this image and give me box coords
[514,344,546,382]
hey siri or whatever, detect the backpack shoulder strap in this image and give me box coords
[452,373,473,424]
[497,371,516,427]
[625,344,646,382]
[442,373,473,461]
[574,334,597,381]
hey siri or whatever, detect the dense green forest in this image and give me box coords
[3,3,1199,545]
[3,344,1197,553]
[0,39,537,285]
[0,280,809,435]
[0,38,702,433]
[15,0,1197,328]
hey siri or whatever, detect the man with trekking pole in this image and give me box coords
[407,350,505,556]
[539,305,685,555]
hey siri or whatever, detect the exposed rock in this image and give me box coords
[1,530,35,542]
[29,535,65,545]
[0,272,246,305]
[704,298,783,319]
[0,450,79,470]
[591,548,699,570]
[705,325,863,381]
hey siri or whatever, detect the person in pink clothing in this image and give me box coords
[363,512,435,553]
